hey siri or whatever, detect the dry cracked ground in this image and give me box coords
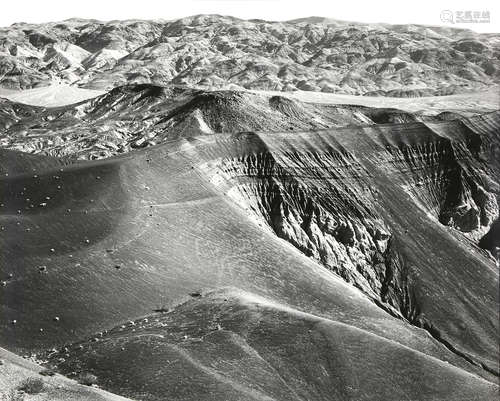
[0,15,499,401]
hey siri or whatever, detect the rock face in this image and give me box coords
[213,144,393,304]
[208,114,500,315]
[1,15,499,94]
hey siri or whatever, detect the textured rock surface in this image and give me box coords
[206,114,500,308]
[1,16,499,94]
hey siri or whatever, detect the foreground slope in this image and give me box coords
[46,290,496,401]
[0,112,499,399]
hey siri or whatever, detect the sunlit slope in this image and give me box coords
[48,290,497,401]
[0,84,104,107]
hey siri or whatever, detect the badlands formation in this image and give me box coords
[0,14,499,401]
[0,15,499,94]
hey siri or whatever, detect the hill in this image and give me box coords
[1,84,498,160]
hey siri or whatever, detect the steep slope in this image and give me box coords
[1,15,499,94]
[201,114,500,374]
[0,113,498,400]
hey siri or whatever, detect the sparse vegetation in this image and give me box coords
[17,377,44,394]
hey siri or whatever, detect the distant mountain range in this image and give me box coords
[1,15,499,95]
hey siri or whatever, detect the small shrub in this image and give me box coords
[17,377,44,394]
[78,372,98,386]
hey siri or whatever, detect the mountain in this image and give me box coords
[0,14,499,401]
[0,15,499,94]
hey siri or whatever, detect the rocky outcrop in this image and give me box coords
[208,113,500,321]
[216,149,395,308]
